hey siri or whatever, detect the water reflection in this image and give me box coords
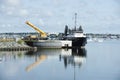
[0,51,27,63]
[60,48,87,68]
[0,48,87,69]
[1,41,120,80]
[25,48,87,71]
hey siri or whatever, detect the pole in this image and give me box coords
[75,13,77,30]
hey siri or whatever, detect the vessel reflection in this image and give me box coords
[25,48,87,71]
[60,48,87,68]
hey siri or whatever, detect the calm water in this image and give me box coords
[0,40,120,80]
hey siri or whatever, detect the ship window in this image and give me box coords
[65,44,68,47]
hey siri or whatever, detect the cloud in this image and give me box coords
[1,24,6,28]
[0,0,28,17]
[52,0,61,5]
[0,0,120,33]
[0,0,20,8]
[1,24,14,28]
[19,9,29,16]
[45,11,54,17]
[38,19,45,26]
[5,0,20,6]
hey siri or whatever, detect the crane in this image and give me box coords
[26,21,47,38]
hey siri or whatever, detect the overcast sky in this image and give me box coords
[0,0,120,33]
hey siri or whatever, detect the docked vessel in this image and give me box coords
[63,13,87,47]
[63,26,87,47]
[23,21,72,48]
[23,13,87,48]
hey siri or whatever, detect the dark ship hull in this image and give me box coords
[71,37,87,47]
[63,37,87,47]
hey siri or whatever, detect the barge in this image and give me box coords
[23,21,72,48]
[24,40,72,48]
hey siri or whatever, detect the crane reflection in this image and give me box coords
[25,48,87,72]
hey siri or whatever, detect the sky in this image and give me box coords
[0,0,120,33]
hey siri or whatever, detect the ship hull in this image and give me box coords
[65,37,87,47]
[72,37,87,47]
[24,40,72,48]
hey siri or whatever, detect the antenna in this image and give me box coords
[74,13,77,30]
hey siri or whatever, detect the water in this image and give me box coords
[0,40,120,80]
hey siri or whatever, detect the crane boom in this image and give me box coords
[26,21,47,38]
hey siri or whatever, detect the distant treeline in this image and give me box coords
[0,32,120,39]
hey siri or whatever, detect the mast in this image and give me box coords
[74,13,77,31]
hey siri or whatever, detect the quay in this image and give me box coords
[0,47,37,51]
[0,40,37,51]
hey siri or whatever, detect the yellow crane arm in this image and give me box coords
[26,21,47,38]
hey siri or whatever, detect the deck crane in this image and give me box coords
[26,21,47,38]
